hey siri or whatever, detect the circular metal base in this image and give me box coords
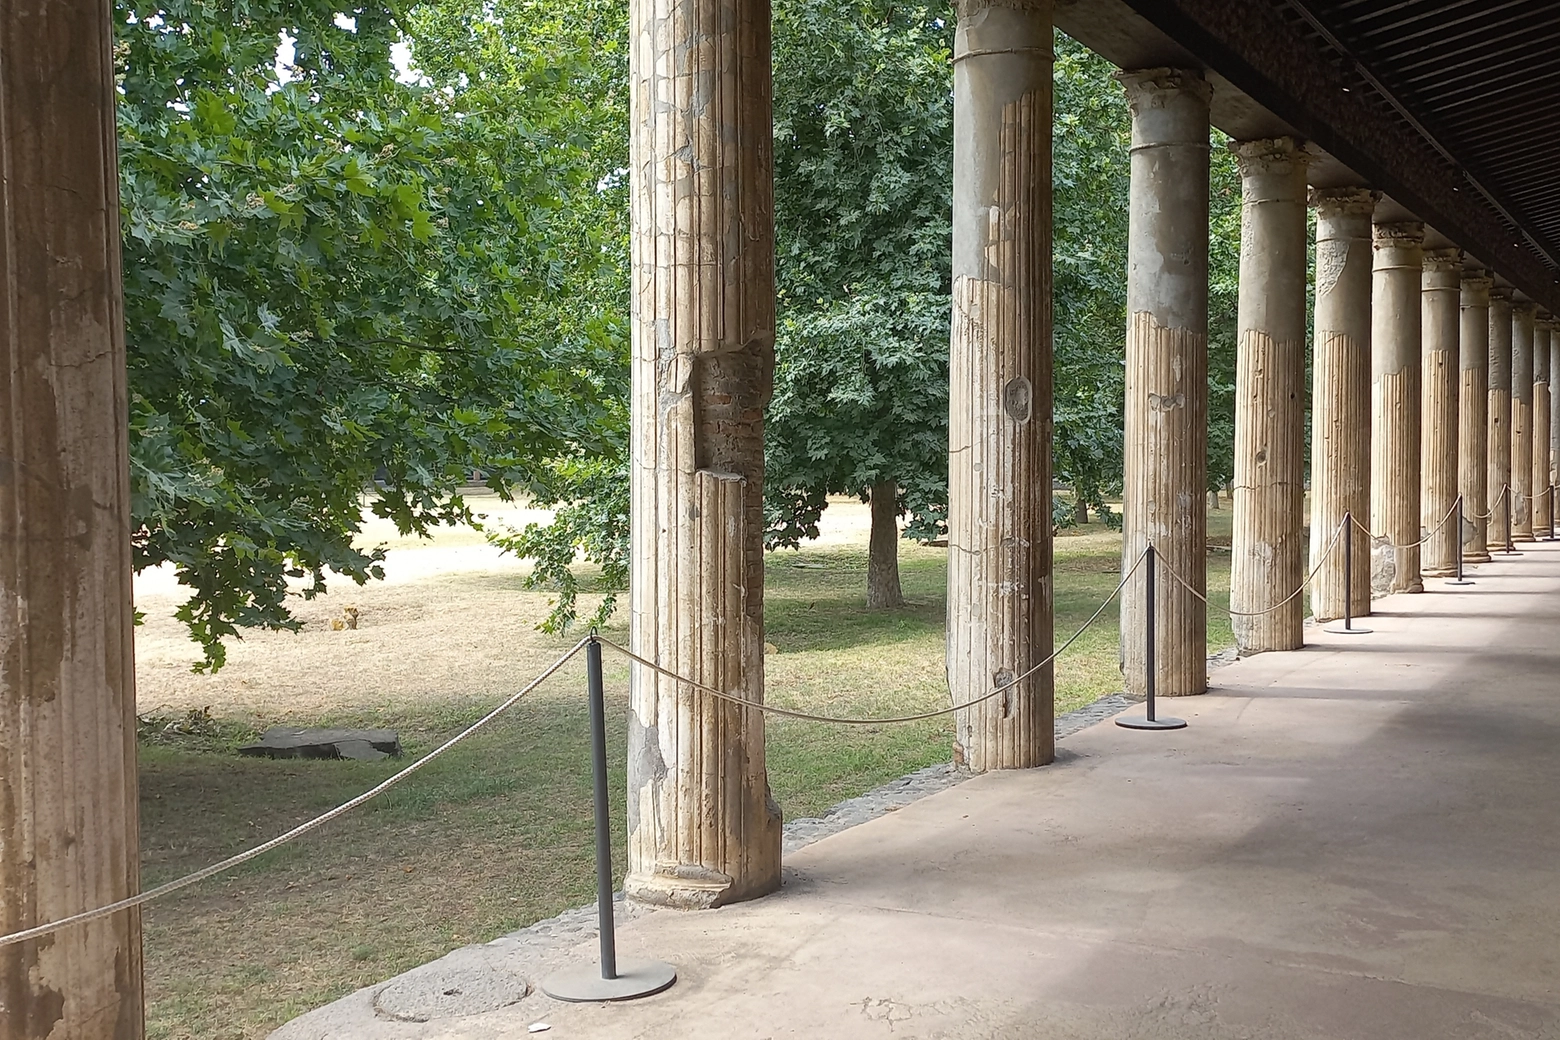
[1445,578,1475,586]
[1497,549,1525,556]
[1323,622,1372,634]
[542,959,676,1003]
[1115,715,1187,730]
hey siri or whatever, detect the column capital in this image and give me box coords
[1461,273,1493,307]
[1515,299,1539,317]
[1115,67,1213,107]
[955,0,1047,18]
[1372,220,1424,248]
[1491,285,1516,301]
[1309,186,1379,217]
[1537,311,1557,331]
[1229,136,1310,178]
[1423,247,1463,274]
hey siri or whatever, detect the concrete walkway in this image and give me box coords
[277,543,1560,1039]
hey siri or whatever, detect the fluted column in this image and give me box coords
[947,0,1053,771]
[1119,69,1210,698]
[1229,138,1308,652]
[1420,249,1462,575]
[626,0,781,907]
[1511,301,1536,540]
[0,1,146,1033]
[1459,273,1493,563]
[1550,314,1560,488]
[1534,315,1553,535]
[1371,221,1425,594]
[1309,188,1376,621]
[1488,288,1514,543]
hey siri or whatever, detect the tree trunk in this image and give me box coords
[1074,497,1089,525]
[867,480,904,609]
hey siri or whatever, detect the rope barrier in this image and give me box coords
[0,636,593,950]
[8,483,1510,951]
[1159,514,1347,616]
[599,548,1150,726]
[1350,493,1463,550]
[0,548,1157,947]
[1470,483,1510,522]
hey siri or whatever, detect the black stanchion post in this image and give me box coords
[1501,485,1522,555]
[543,637,676,1002]
[1549,484,1555,541]
[1117,544,1185,731]
[1448,496,1474,585]
[1326,512,1372,634]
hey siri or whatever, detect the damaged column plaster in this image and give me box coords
[0,0,146,1034]
[947,0,1055,771]
[1488,288,1514,542]
[1230,138,1309,653]
[1420,248,1462,576]
[1370,221,1425,594]
[1511,300,1536,541]
[1532,314,1552,532]
[1118,68,1211,697]
[624,0,781,908]
[1309,188,1377,621]
[1458,272,1493,563]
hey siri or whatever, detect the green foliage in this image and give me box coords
[765,0,955,546]
[118,0,624,667]
[1052,33,1131,512]
[487,456,629,634]
[1207,138,1244,491]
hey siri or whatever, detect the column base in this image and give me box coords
[1464,551,1493,563]
[1420,566,1457,577]
[1323,620,1373,634]
[624,863,780,910]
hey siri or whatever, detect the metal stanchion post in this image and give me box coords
[1447,496,1474,586]
[1549,484,1556,541]
[1117,544,1186,731]
[543,637,676,1002]
[1326,512,1372,634]
[1501,484,1523,555]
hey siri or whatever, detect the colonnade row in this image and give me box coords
[620,0,1560,912]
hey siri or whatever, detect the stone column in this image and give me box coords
[1459,273,1493,563]
[1488,288,1514,540]
[0,1,145,1034]
[1533,316,1552,534]
[1119,69,1210,697]
[1309,188,1376,621]
[1550,315,1560,488]
[948,0,1054,771]
[1371,221,1424,594]
[1229,138,1308,652]
[1511,301,1536,540]
[625,0,781,907]
[1420,249,1462,576]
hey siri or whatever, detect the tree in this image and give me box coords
[1052,32,1131,526]
[118,0,623,667]
[1206,139,1244,497]
[765,0,955,608]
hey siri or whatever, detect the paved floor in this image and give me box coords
[277,542,1560,1039]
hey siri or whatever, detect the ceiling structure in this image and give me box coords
[1056,0,1560,313]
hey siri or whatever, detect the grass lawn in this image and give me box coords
[135,502,1239,1039]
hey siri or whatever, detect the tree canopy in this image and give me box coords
[763,0,954,606]
[118,0,623,666]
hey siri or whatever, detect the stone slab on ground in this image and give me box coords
[240,727,402,761]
